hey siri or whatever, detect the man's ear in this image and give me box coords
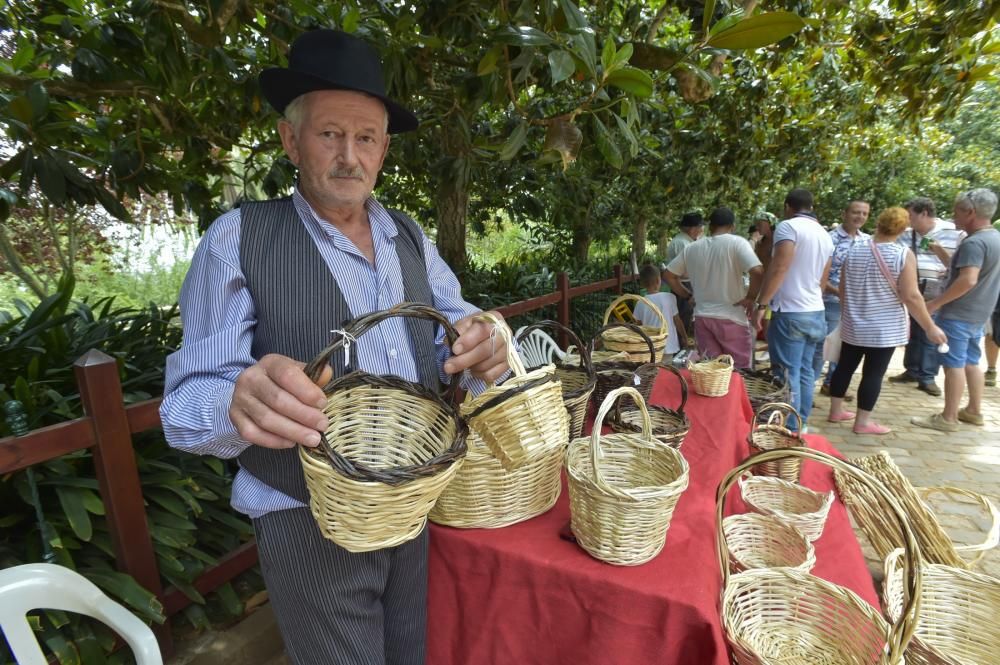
[278,119,300,166]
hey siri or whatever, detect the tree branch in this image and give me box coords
[0,72,155,100]
[0,223,48,299]
[646,3,674,43]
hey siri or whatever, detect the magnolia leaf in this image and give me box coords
[601,37,616,74]
[570,31,597,79]
[548,50,575,83]
[27,82,49,118]
[542,117,583,170]
[703,0,717,35]
[593,116,623,169]
[605,66,654,97]
[477,46,501,76]
[559,0,588,29]
[706,11,808,50]
[500,121,530,160]
[497,26,554,47]
[613,113,639,158]
[611,43,634,71]
[33,154,67,205]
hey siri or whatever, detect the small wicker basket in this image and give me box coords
[566,387,690,566]
[739,473,833,543]
[722,513,816,574]
[299,303,468,553]
[883,547,1000,665]
[747,403,804,483]
[609,363,690,450]
[516,321,596,440]
[589,323,659,409]
[462,313,569,470]
[717,447,923,665]
[601,293,669,357]
[429,426,563,529]
[737,369,790,415]
[688,354,734,397]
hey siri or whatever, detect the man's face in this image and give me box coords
[278,90,390,212]
[952,202,976,232]
[907,208,935,235]
[687,225,703,240]
[841,201,870,233]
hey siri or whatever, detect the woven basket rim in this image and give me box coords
[602,293,668,335]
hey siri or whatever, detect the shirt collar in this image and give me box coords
[292,186,399,241]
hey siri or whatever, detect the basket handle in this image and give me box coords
[715,447,922,664]
[633,362,688,414]
[589,322,657,364]
[303,302,462,403]
[515,320,593,377]
[470,311,526,379]
[917,486,1000,565]
[590,386,654,493]
[603,293,668,334]
[749,402,803,435]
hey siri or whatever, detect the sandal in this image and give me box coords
[853,422,891,435]
[827,411,856,423]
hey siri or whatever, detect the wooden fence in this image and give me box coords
[0,265,636,656]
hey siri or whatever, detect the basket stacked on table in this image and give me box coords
[609,362,690,450]
[566,387,690,566]
[601,293,669,358]
[746,403,805,483]
[299,303,468,553]
[717,447,924,665]
[738,473,834,543]
[589,322,660,409]
[722,512,816,575]
[688,354,734,397]
[516,321,596,440]
[737,369,790,416]
[461,313,568,471]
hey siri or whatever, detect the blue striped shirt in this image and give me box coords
[159,189,480,518]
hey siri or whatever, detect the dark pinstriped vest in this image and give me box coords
[237,197,439,503]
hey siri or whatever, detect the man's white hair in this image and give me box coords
[955,188,998,221]
[283,92,390,134]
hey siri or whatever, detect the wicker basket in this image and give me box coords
[601,293,669,357]
[835,451,1000,570]
[739,473,834,543]
[298,303,468,553]
[429,425,563,529]
[717,447,923,665]
[722,513,816,574]
[737,369,790,415]
[516,321,596,440]
[747,403,804,483]
[884,547,1000,665]
[688,354,734,397]
[609,363,690,450]
[590,323,660,409]
[566,387,690,566]
[462,313,569,471]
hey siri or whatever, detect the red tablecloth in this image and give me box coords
[427,371,877,665]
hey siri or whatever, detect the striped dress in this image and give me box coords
[841,240,910,348]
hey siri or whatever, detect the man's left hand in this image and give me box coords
[443,311,510,383]
[926,299,941,315]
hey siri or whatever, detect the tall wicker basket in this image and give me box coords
[747,403,804,483]
[589,323,660,409]
[717,447,923,665]
[688,354,734,397]
[516,321,596,440]
[601,293,669,357]
[566,387,690,566]
[609,362,690,450]
[299,303,468,553]
[462,313,568,470]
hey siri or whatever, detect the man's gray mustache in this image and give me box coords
[329,168,365,179]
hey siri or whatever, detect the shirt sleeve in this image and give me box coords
[736,237,763,271]
[159,210,255,459]
[773,220,796,246]
[953,237,987,271]
[666,251,687,277]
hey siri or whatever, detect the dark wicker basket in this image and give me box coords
[738,368,790,416]
[588,323,659,409]
[610,363,690,450]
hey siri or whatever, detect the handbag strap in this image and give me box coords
[869,240,902,302]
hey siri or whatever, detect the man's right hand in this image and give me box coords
[229,354,332,449]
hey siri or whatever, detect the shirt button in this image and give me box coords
[389,349,398,359]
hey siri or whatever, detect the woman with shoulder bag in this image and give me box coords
[827,207,948,434]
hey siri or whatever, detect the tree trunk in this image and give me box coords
[436,178,468,271]
[571,225,591,263]
[657,228,671,258]
[631,218,648,265]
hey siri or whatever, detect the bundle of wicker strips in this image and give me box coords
[609,362,690,450]
[462,313,568,470]
[589,323,659,409]
[688,354,734,397]
[722,513,816,575]
[739,473,834,543]
[747,403,805,483]
[835,451,999,569]
[299,303,468,553]
[516,321,596,440]
[737,369,790,416]
[883,546,1000,665]
[601,293,669,357]
[717,447,923,665]
[566,387,690,566]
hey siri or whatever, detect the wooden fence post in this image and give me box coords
[74,350,173,656]
[556,272,571,348]
[613,264,624,294]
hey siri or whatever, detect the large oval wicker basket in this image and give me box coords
[883,547,1000,665]
[299,303,468,553]
[462,313,568,471]
[589,323,659,409]
[517,321,596,440]
[429,425,563,529]
[747,403,804,483]
[739,473,833,543]
[717,447,923,665]
[609,362,690,450]
[601,293,668,357]
[722,513,816,575]
[688,354,734,397]
[566,387,690,566]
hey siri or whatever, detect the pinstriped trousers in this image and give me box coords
[253,508,428,665]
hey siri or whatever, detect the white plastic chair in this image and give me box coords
[514,326,567,368]
[0,564,163,665]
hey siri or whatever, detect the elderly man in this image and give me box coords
[160,30,508,665]
[888,196,964,395]
[913,188,1000,432]
[815,199,870,397]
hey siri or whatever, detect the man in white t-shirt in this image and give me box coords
[752,189,834,431]
[634,264,688,361]
[665,207,762,369]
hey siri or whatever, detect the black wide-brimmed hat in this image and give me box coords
[259,29,418,134]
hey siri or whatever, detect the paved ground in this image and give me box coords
[806,345,1000,580]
